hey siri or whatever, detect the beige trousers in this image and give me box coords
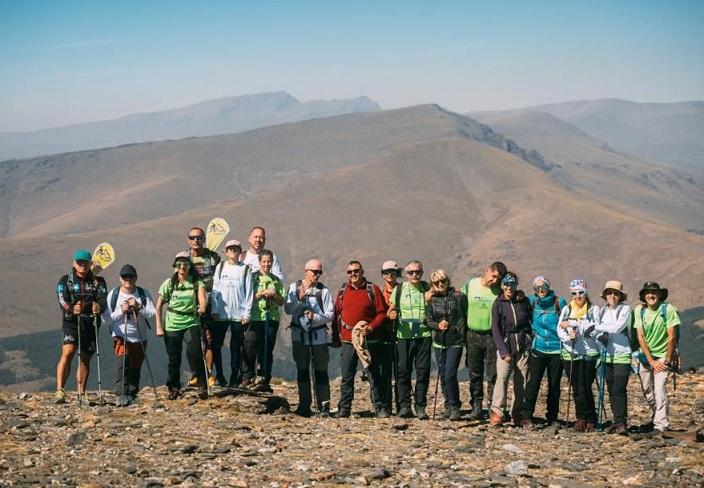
[638,359,670,431]
[491,350,530,419]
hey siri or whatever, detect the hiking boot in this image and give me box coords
[639,422,655,433]
[317,404,331,418]
[584,421,596,432]
[608,423,628,435]
[187,375,198,387]
[216,376,227,387]
[511,416,521,427]
[198,388,209,400]
[467,406,482,421]
[294,406,313,418]
[207,375,217,388]
[239,379,253,389]
[398,406,414,418]
[116,395,132,407]
[77,396,91,408]
[489,411,503,426]
[573,419,586,432]
[449,406,462,421]
[167,388,181,401]
[335,408,351,418]
[376,408,391,419]
[441,408,451,419]
[54,388,66,404]
[252,383,273,393]
[520,418,534,428]
[415,406,429,420]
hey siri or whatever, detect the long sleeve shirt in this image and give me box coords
[211,261,254,321]
[334,280,386,343]
[594,303,633,364]
[284,281,335,346]
[556,303,599,359]
[103,287,156,343]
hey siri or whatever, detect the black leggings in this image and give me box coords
[164,326,205,390]
[522,349,563,422]
[242,321,279,382]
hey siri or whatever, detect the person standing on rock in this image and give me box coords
[461,261,507,420]
[284,259,335,417]
[242,226,285,282]
[156,252,208,400]
[520,276,567,427]
[593,280,632,435]
[387,260,433,419]
[333,261,387,418]
[557,279,599,432]
[211,239,254,388]
[186,226,221,388]
[426,270,468,421]
[55,249,108,404]
[103,264,156,406]
[379,260,401,415]
[489,272,532,426]
[243,249,285,392]
[634,282,680,433]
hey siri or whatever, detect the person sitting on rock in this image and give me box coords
[634,282,680,433]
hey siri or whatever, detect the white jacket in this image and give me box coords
[103,287,156,343]
[211,261,254,321]
[594,303,632,358]
[556,303,599,357]
[284,281,334,346]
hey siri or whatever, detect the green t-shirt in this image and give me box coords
[390,282,430,339]
[159,277,204,331]
[634,303,680,358]
[461,277,498,332]
[251,273,285,322]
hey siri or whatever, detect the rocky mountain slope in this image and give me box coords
[1,372,703,486]
[0,91,380,161]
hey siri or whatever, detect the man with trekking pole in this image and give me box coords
[333,261,387,418]
[55,249,108,405]
[379,261,401,415]
[284,259,334,417]
[103,264,156,406]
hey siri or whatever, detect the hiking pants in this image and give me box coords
[606,362,630,425]
[292,342,330,410]
[522,349,563,422]
[114,337,145,398]
[369,341,393,412]
[211,320,243,384]
[435,346,463,408]
[164,326,206,390]
[466,330,497,410]
[242,320,279,383]
[396,337,432,409]
[638,359,669,430]
[563,357,597,423]
[492,350,529,420]
[338,341,388,412]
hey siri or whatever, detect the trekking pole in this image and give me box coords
[93,314,104,405]
[77,313,83,407]
[596,347,607,431]
[133,310,160,404]
[120,312,128,404]
[308,327,318,415]
[565,329,576,424]
[392,310,400,414]
[432,330,446,420]
[263,300,270,384]
[199,314,210,397]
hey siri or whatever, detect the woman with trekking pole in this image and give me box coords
[489,272,533,427]
[593,280,632,435]
[425,270,467,421]
[155,252,208,401]
[556,279,599,432]
[245,249,285,392]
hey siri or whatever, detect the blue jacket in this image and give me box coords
[529,292,567,354]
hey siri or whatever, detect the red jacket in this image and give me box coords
[334,280,387,342]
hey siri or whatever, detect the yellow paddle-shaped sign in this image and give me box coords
[206,217,230,252]
[92,242,115,275]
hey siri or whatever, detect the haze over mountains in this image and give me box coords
[0,91,380,160]
[0,96,702,390]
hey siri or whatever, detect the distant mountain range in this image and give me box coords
[0,91,380,160]
[474,98,704,170]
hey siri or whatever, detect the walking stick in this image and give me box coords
[596,347,607,431]
[308,327,318,415]
[93,314,104,405]
[133,310,160,404]
[199,314,210,397]
[565,330,576,424]
[264,302,270,383]
[432,330,446,420]
[120,313,128,404]
[77,313,84,407]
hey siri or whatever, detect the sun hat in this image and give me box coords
[639,282,668,303]
[601,280,627,301]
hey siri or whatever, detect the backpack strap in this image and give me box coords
[554,296,561,314]
[109,287,120,312]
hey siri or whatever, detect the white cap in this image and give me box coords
[225,239,242,250]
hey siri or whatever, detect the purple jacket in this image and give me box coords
[491,291,533,358]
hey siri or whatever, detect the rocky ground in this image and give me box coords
[1,370,703,487]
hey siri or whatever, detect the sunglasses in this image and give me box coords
[174,261,191,269]
[307,269,323,276]
[382,269,398,275]
[534,285,549,292]
[432,280,447,286]
[188,235,204,241]
[605,290,621,296]
[346,269,362,275]
[571,290,586,297]
[75,260,90,266]
[407,270,422,276]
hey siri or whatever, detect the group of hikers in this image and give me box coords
[55,226,681,435]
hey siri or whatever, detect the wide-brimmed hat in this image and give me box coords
[601,280,627,301]
[639,282,668,303]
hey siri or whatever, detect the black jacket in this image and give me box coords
[426,288,468,348]
[491,291,533,358]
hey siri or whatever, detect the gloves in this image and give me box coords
[597,332,609,346]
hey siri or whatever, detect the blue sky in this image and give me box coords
[1,0,703,131]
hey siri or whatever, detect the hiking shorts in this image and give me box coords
[62,319,97,355]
